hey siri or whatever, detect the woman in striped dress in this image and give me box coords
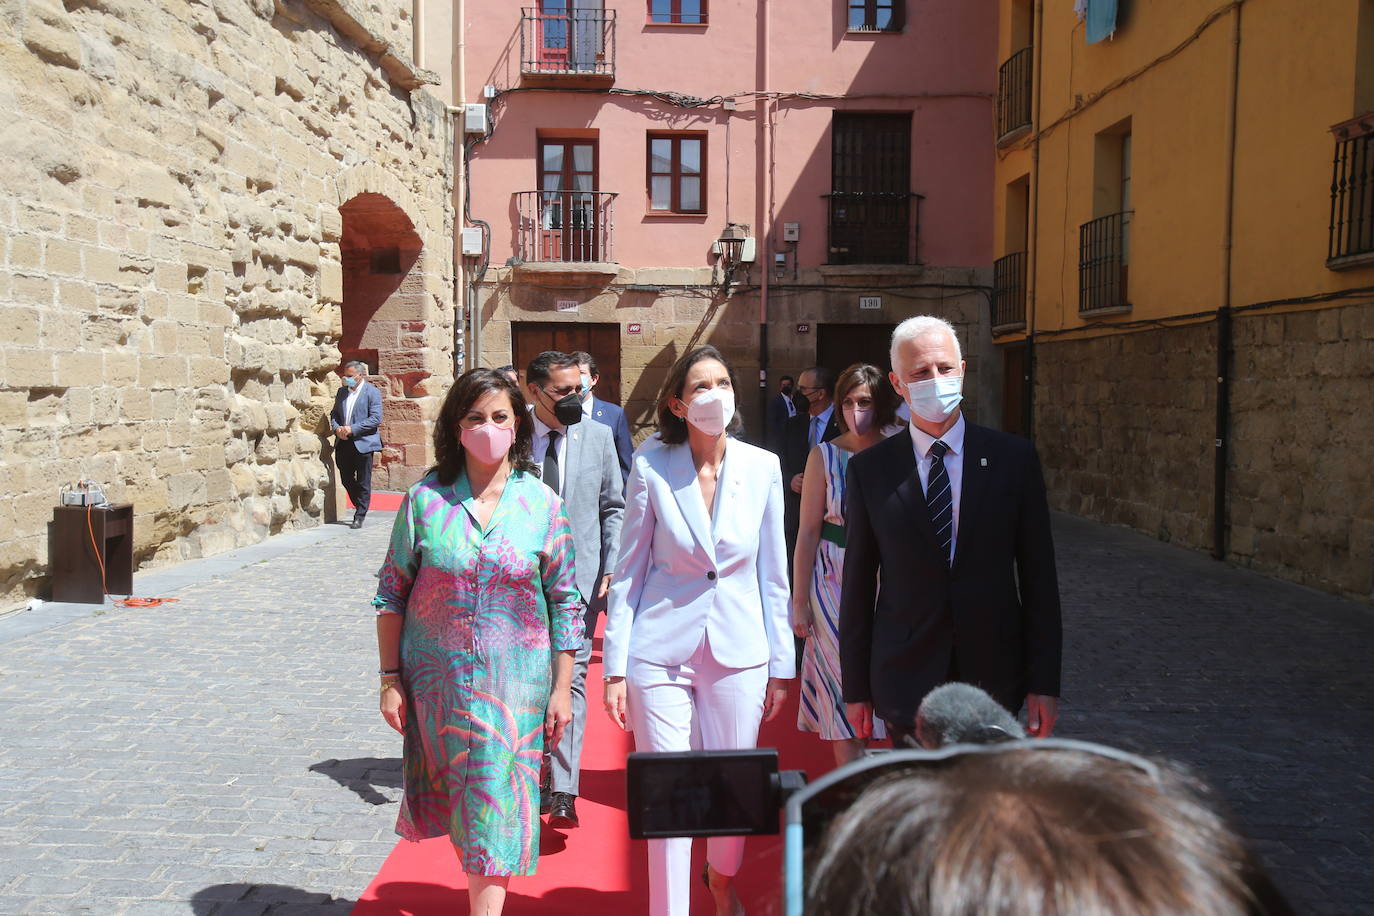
[791,363,900,766]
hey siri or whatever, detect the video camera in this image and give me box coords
[626,739,1160,916]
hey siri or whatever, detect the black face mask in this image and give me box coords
[781,384,794,396]
[543,389,584,427]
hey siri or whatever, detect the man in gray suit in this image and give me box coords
[526,350,625,828]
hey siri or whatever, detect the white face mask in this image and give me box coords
[906,375,963,423]
[844,406,874,435]
[684,387,735,437]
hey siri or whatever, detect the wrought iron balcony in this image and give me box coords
[520,7,615,84]
[997,46,1033,142]
[1328,115,1374,267]
[992,250,1027,331]
[1078,211,1132,314]
[825,191,923,265]
[514,190,617,267]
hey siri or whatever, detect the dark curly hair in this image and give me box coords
[431,368,537,485]
[655,345,744,445]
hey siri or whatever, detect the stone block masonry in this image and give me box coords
[0,0,455,609]
[1033,302,1374,604]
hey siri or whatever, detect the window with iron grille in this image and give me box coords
[1328,118,1374,265]
[828,113,913,264]
[848,0,903,32]
[648,0,706,24]
[647,133,706,214]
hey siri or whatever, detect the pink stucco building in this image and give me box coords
[446,0,997,436]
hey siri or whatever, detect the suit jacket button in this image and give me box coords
[706,570,716,580]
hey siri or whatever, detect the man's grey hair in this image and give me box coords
[915,682,1026,749]
[344,360,368,374]
[889,315,963,374]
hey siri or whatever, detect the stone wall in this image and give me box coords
[0,0,454,610]
[1228,304,1374,600]
[1033,322,1217,551]
[1032,303,1374,603]
[477,264,997,446]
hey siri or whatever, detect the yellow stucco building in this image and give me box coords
[992,0,1374,601]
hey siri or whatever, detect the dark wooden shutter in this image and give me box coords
[828,113,912,264]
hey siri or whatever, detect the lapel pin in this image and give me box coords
[980,457,988,467]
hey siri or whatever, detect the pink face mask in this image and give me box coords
[844,406,875,435]
[460,422,516,465]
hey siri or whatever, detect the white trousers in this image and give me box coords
[627,637,770,916]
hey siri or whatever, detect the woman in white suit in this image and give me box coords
[603,346,793,916]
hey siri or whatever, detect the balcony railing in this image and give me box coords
[825,191,922,265]
[520,7,615,81]
[1329,116,1374,265]
[1078,211,1132,313]
[514,190,617,265]
[996,47,1033,141]
[992,250,1027,331]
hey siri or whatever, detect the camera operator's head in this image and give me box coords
[804,742,1289,916]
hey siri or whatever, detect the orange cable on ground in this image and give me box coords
[85,503,178,608]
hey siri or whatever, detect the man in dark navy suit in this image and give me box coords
[840,316,1061,748]
[330,361,383,529]
[765,374,797,455]
[781,366,840,570]
[571,350,632,484]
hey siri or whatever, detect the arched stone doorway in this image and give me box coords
[339,192,434,493]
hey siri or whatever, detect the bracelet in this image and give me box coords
[380,677,402,695]
[379,668,400,676]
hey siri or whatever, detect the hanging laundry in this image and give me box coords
[1086,0,1118,44]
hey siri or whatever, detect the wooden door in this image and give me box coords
[815,323,897,384]
[537,0,571,67]
[511,322,621,404]
[538,139,599,262]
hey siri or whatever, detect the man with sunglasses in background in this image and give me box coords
[525,351,625,828]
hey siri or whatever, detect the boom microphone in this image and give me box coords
[914,683,1026,749]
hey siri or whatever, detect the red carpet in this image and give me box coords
[352,624,841,915]
[348,492,405,512]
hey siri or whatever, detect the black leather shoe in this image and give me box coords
[349,518,364,529]
[548,792,579,828]
[539,782,552,815]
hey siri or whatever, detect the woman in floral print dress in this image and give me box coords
[373,368,585,916]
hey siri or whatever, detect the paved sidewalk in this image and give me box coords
[0,512,1371,914]
[0,516,402,916]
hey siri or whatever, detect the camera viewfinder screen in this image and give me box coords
[627,750,779,839]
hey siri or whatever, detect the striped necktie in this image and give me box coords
[925,440,953,565]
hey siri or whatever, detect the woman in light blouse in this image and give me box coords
[603,346,793,916]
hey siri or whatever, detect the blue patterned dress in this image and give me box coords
[797,442,886,741]
[373,470,585,876]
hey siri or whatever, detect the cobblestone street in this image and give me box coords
[0,512,1371,915]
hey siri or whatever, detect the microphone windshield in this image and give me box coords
[915,683,1026,749]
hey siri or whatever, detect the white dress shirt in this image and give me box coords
[530,413,569,496]
[910,412,966,565]
[808,404,834,448]
[342,380,365,426]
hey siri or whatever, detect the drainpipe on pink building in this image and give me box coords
[756,0,772,434]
